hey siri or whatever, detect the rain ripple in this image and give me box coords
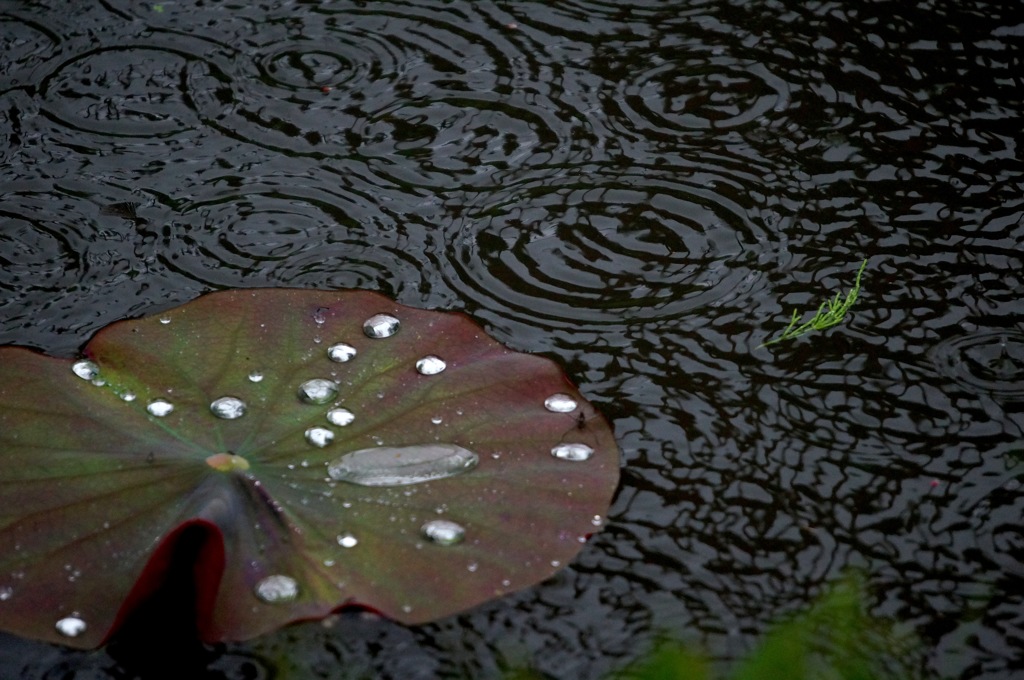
[443,170,776,330]
[930,329,1024,402]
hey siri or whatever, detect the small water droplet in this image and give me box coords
[551,560,561,567]
[210,397,246,419]
[305,427,335,448]
[146,399,174,417]
[328,343,357,362]
[415,355,447,375]
[298,378,338,405]
[327,408,355,427]
[255,574,299,603]
[402,604,413,613]
[0,586,12,601]
[327,444,479,487]
[337,533,358,548]
[72,360,99,381]
[248,371,264,383]
[551,443,594,461]
[313,307,327,326]
[324,559,335,567]
[55,616,86,638]
[159,316,171,325]
[591,515,603,526]
[431,416,443,425]
[421,519,466,546]
[467,562,478,573]
[363,313,400,339]
[119,392,136,402]
[544,393,578,413]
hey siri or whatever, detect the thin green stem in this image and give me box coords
[760,259,867,347]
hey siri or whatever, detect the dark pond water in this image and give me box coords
[2,0,1023,677]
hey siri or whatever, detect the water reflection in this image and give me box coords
[1,0,1022,677]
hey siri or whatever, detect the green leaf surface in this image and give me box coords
[0,289,619,648]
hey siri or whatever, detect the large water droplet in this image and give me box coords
[416,355,447,375]
[327,444,479,487]
[254,574,299,603]
[328,343,357,362]
[72,360,99,381]
[421,519,466,546]
[551,443,594,461]
[297,378,338,405]
[363,313,400,339]
[337,533,358,548]
[305,427,335,448]
[210,396,246,419]
[327,408,354,427]
[55,616,87,638]
[146,399,174,417]
[544,393,578,413]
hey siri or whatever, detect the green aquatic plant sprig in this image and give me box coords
[761,259,868,347]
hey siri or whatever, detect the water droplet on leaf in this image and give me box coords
[416,355,447,375]
[328,343,357,362]
[159,317,171,325]
[146,399,174,417]
[337,533,358,548]
[305,427,335,448]
[551,443,594,461]
[421,519,466,545]
[55,616,86,638]
[255,574,299,603]
[119,392,136,402]
[297,378,338,405]
[248,371,264,383]
[544,393,578,413]
[327,444,479,487]
[72,360,99,381]
[210,396,246,419]
[327,408,354,427]
[363,313,400,339]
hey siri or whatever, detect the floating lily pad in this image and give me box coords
[0,289,619,648]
